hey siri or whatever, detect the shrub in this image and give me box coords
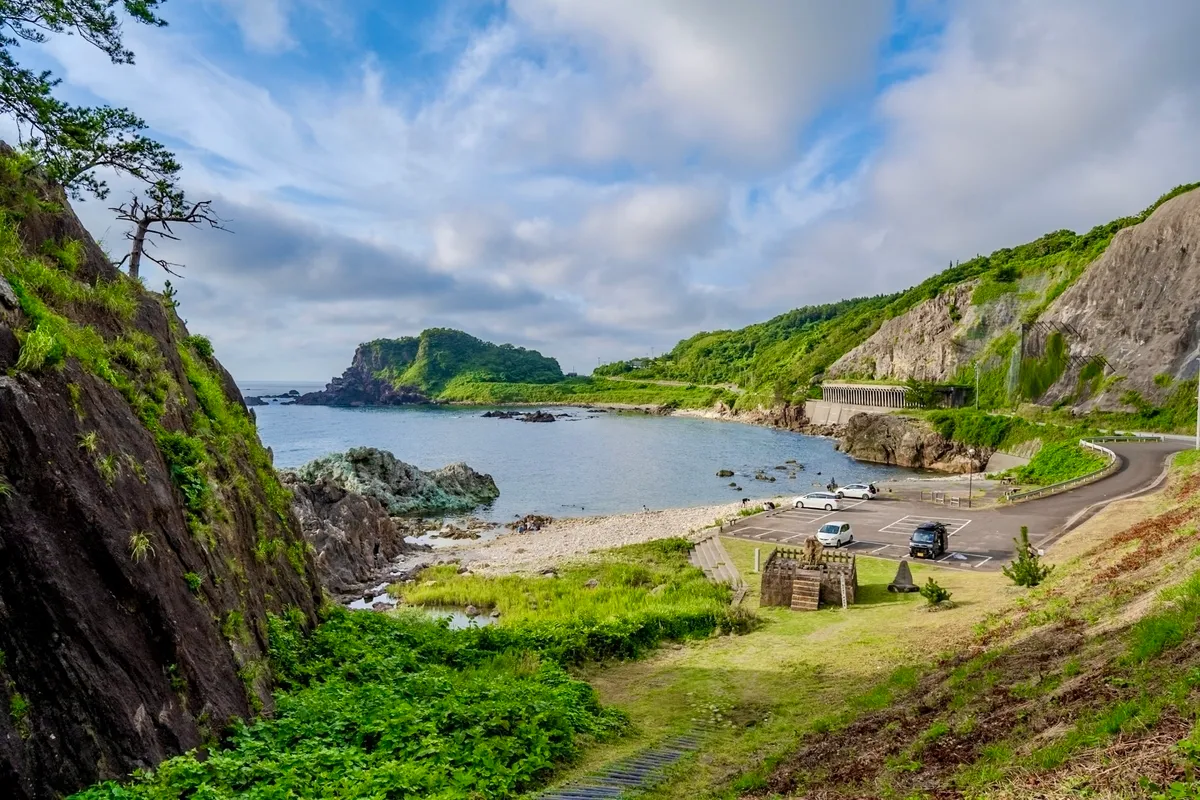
[1002,526,1053,587]
[183,572,203,593]
[921,578,953,606]
[182,334,214,359]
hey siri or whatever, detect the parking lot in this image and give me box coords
[722,437,1190,572]
[724,498,1020,571]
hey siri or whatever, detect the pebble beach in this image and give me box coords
[446,499,769,574]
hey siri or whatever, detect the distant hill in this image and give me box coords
[598,182,1200,418]
[301,328,564,406]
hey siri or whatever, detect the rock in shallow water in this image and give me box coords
[286,446,499,515]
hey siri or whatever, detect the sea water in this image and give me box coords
[240,380,913,521]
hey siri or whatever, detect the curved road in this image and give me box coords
[722,438,1190,570]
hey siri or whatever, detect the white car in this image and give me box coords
[793,492,841,511]
[816,521,854,547]
[836,483,878,500]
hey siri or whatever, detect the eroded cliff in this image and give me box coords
[1041,188,1200,409]
[0,158,323,798]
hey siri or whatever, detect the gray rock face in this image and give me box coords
[283,474,414,595]
[836,413,988,473]
[1042,188,1200,409]
[829,282,983,382]
[287,447,500,515]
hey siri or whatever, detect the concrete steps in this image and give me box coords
[689,536,740,586]
[790,573,821,611]
[689,536,747,604]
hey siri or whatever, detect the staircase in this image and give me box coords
[790,572,822,611]
[535,728,705,799]
[689,535,747,604]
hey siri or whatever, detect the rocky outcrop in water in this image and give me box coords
[297,344,432,406]
[0,155,322,798]
[837,413,988,473]
[288,447,500,516]
[283,474,419,594]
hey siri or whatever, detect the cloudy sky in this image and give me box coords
[28,0,1200,381]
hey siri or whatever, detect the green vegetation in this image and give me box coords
[920,578,953,606]
[399,539,746,637]
[438,374,735,409]
[74,540,750,799]
[74,609,629,800]
[594,185,1200,409]
[1001,526,1054,587]
[1010,440,1107,485]
[128,532,154,563]
[369,328,564,394]
[9,691,29,739]
[1017,330,1069,400]
[0,1,178,202]
[926,409,1014,449]
[183,572,203,594]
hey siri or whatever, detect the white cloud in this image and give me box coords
[210,0,296,53]
[27,0,1200,381]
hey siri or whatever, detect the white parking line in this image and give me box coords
[973,556,993,569]
[878,514,973,536]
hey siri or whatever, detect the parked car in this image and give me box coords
[793,492,841,511]
[908,521,948,559]
[816,521,854,547]
[836,483,878,500]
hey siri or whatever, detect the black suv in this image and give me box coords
[908,521,948,559]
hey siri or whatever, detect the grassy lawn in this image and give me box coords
[558,539,1007,797]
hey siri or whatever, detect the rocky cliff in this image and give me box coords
[283,474,419,595]
[836,413,989,472]
[827,281,983,382]
[0,160,323,798]
[298,339,433,406]
[288,447,500,516]
[300,329,563,406]
[1041,188,1200,409]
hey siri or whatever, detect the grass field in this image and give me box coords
[553,541,1008,797]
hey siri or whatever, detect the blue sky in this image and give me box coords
[29,0,1200,379]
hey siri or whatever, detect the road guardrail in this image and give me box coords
[1004,435,1163,503]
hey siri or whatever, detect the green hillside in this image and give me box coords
[370,328,564,394]
[597,182,1200,411]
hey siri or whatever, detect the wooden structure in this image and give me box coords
[760,542,858,611]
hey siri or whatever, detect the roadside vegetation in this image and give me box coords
[918,408,1110,486]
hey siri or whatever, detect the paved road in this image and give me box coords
[722,439,1189,571]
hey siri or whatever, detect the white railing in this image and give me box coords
[1004,436,1162,503]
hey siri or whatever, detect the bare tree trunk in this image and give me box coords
[128,220,150,280]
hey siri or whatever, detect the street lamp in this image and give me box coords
[967,447,976,508]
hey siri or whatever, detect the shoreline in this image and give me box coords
[442,499,761,575]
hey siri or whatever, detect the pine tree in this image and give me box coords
[1002,525,1054,587]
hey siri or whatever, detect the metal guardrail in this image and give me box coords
[1004,435,1163,503]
